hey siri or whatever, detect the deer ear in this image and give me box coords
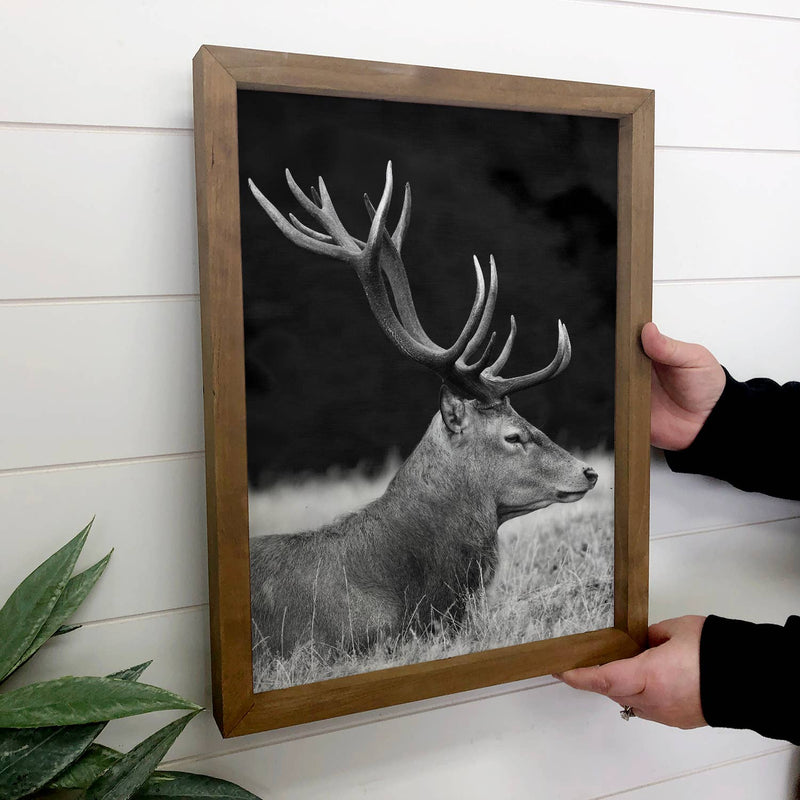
[439,385,469,434]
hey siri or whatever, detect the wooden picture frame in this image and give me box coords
[193,44,653,738]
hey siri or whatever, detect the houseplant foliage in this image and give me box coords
[0,521,260,800]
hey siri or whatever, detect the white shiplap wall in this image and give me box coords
[1,1,798,797]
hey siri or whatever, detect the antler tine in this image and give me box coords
[316,175,359,250]
[457,255,499,373]
[363,180,411,250]
[440,260,487,365]
[250,161,530,401]
[289,213,334,243]
[483,314,517,378]
[362,182,435,347]
[248,178,345,260]
[282,169,360,254]
[481,319,572,396]
[360,165,488,364]
[393,182,412,250]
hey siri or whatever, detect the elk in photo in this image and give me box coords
[247,162,598,656]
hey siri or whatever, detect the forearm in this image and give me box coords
[700,615,800,745]
[666,368,800,500]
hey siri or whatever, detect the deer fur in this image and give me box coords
[250,390,596,655]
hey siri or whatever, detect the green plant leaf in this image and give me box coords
[83,711,201,800]
[0,522,92,683]
[53,623,83,637]
[47,743,122,790]
[0,723,100,799]
[133,771,261,799]
[49,756,262,798]
[0,674,200,728]
[12,551,112,673]
[0,663,150,799]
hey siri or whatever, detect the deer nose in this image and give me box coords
[584,467,598,486]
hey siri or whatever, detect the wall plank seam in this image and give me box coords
[583,744,796,799]
[573,0,800,23]
[0,120,194,137]
[0,451,204,478]
[651,515,800,541]
[0,295,200,308]
[6,276,800,307]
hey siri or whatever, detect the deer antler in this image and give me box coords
[248,161,570,404]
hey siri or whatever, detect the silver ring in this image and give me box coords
[620,705,636,721]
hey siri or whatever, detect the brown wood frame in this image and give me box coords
[193,44,653,738]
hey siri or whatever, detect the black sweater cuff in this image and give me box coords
[700,614,800,745]
[665,368,800,500]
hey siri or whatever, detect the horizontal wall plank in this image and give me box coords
[602,0,800,19]
[0,127,198,299]
[1,606,776,795]
[654,149,800,281]
[5,281,795,471]
[652,279,800,385]
[0,455,207,622]
[650,451,800,537]
[4,131,799,300]
[1,448,794,633]
[650,517,800,623]
[599,748,798,799]
[177,686,773,799]
[0,299,204,470]
[0,2,798,150]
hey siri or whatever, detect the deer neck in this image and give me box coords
[378,415,497,537]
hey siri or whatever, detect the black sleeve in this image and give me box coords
[700,614,800,745]
[663,369,800,743]
[665,368,800,500]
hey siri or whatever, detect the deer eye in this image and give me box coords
[504,433,523,445]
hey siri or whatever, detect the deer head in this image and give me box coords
[248,162,598,519]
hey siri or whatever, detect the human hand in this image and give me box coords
[555,616,707,729]
[641,322,725,451]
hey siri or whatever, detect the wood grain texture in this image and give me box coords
[231,629,641,736]
[614,93,654,646]
[193,46,254,736]
[193,46,653,737]
[206,45,650,118]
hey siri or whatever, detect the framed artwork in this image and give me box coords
[193,45,653,738]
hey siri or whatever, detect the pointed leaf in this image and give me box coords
[134,771,261,799]
[0,674,199,727]
[0,723,100,799]
[0,663,150,799]
[12,551,112,673]
[54,624,82,637]
[106,662,152,682]
[48,744,122,790]
[84,711,201,800]
[0,522,92,682]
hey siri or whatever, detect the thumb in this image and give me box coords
[641,322,703,369]
[557,653,648,697]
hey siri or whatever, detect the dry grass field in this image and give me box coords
[248,450,614,693]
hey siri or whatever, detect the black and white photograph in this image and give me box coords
[237,89,618,693]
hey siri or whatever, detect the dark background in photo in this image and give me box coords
[237,89,618,487]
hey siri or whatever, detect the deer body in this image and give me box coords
[250,396,596,654]
[247,162,597,656]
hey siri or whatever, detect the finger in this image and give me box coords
[558,655,647,698]
[647,619,676,647]
[641,323,702,369]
